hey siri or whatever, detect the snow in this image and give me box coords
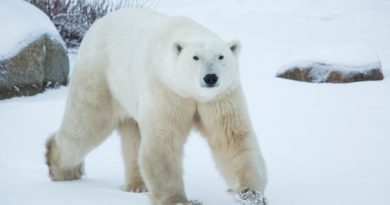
[234,189,266,205]
[0,0,63,60]
[279,45,380,67]
[1,0,390,205]
[277,45,382,76]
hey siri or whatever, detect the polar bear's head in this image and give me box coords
[164,40,241,102]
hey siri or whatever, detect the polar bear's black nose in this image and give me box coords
[204,74,218,86]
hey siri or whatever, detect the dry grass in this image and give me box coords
[25,0,158,47]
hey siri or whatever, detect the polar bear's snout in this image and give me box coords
[203,73,219,87]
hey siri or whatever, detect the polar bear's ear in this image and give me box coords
[173,42,185,55]
[228,40,241,57]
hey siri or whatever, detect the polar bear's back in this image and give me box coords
[78,8,220,66]
[77,9,169,62]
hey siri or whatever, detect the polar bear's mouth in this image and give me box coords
[202,84,219,88]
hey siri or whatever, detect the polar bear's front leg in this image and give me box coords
[196,87,267,204]
[139,123,193,205]
[206,130,267,202]
[138,94,197,205]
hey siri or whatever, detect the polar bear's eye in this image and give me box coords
[218,55,224,60]
[193,56,199,61]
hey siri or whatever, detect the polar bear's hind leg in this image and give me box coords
[45,79,116,181]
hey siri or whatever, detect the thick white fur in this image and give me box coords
[45,8,267,205]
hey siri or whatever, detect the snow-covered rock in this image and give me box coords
[276,45,384,83]
[0,0,69,100]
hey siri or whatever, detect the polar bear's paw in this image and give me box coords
[176,200,203,205]
[234,189,267,205]
[46,136,84,181]
[48,163,84,181]
[122,182,148,193]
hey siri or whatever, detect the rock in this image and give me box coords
[43,35,69,88]
[276,44,385,83]
[0,36,45,99]
[0,0,69,100]
[0,34,69,99]
[277,62,384,83]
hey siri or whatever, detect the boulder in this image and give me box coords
[0,0,69,100]
[276,45,384,83]
[277,62,384,83]
[0,35,69,99]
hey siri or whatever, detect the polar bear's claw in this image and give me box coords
[122,184,148,193]
[234,189,267,205]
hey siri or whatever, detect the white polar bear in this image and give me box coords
[45,8,267,205]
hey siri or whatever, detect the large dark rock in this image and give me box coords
[43,35,69,87]
[276,62,384,83]
[0,34,69,100]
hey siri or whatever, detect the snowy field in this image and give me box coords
[1,0,390,205]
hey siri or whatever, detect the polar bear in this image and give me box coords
[45,8,267,205]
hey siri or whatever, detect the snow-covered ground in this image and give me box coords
[1,0,390,205]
